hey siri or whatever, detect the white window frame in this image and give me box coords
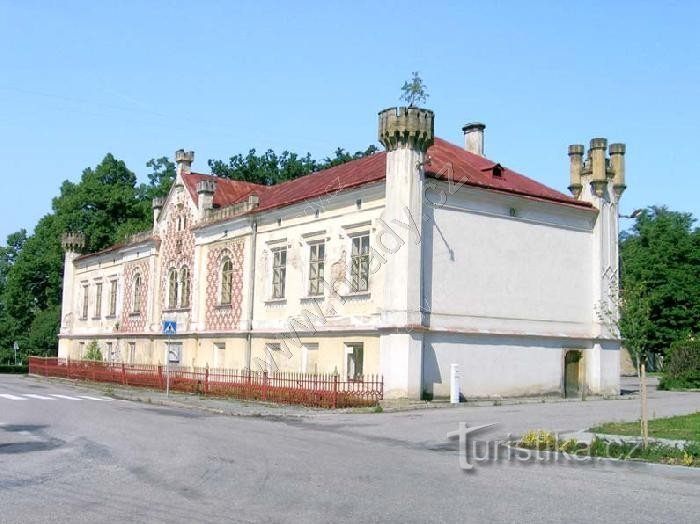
[271,248,287,299]
[307,241,325,296]
[345,343,364,381]
[349,233,370,293]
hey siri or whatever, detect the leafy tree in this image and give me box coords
[84,340,103,361]
[208,145,379,185]
[400,71,429,107]
[620,206,700,358]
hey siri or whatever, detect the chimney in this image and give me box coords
[197,179,216,218]
[588,138,608,197]
[152,197,165,229]
[609,143,626,199]
[567,144,585,199]
[462,122,486,156]
[175,149,194,176]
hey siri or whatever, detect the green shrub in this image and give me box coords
[659,339,700,390]
[0,364,28,374]
[84,340,103,361]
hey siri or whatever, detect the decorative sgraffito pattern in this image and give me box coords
[120,259,150,333]
[205,240,245,331]
[160,203,195,314]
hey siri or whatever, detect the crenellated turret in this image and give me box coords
[61,232,85,253]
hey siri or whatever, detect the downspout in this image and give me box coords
[244,218,258,370]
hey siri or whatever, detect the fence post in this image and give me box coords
[121,362,126,385]
[158,365,163,389]
[332,374,338,409]
[262,371,268,401]
[205,365,209,395]
[45,358,49,378]
[67,357,71,379]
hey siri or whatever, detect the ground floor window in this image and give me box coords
[167,342,182,364]
[302,343,319,374]
[79,341,85,359]
[128,342,136,364]
[213,342,225,368]
[345,343,364,380]
[106,342,113,362]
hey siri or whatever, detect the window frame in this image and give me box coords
[271,248,287,299]
[132,274,142,314]
[350,234,370,293]
[345,343,364,381]
[180,266,191,309]
[220,257,233,306]
[93,282,103,319]
[307,241,325,296]
[167,267,178,310]
[108,280,118,317]
[81,284,89,320]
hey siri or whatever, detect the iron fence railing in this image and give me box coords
[28,357,383,408]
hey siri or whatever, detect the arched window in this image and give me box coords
[168,268,178,309]
[132,274,142,314]
[180,266,191,308]
[220,257,233,305]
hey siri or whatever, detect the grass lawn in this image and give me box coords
[589,412,700,442]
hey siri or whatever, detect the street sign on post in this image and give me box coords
[162,321,177,397]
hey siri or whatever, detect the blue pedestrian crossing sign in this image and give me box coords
[162,320,177,335]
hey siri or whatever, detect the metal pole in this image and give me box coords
[165,336,170,397]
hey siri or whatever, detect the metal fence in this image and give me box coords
[28,357,383,408]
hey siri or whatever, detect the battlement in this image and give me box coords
[378,106,434,152]
[196,180,216,195]
[61,232,85,253]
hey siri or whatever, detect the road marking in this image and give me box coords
[0,394,27,400]
[48,394,82,401]
[77,395,112,401]
[23,394,57,400]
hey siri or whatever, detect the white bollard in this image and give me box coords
[450,363,460,404]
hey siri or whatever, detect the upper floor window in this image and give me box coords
[132,274,142,314]
[272,248,287,299]
[308,242,325,296]
[94,282,103,318]
[180,266,191,308]
[167,268,178,309]
[108,280,118,317]
[81,284,89,319]
[351,234,370,292]
[220,257,233,305]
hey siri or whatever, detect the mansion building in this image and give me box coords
[58,106,626,399]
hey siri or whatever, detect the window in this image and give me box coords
[79,341,85,359]
[272,248,287,299]
[81,285,89,319]
[265,343,281,373]
[108,280,118,317]
[346,343,364,380]
[308,242,325,296]
[180,266,191,308]
[167,268,178,309]
[351,234,370,292]
[220,257,233,305]
[132,274,142,314]
[94,282,103,318]
[213,342,225,368]
[302,343,319,374]
[128,342,136,364]
[105,342,113,362]
[175,239,183,254]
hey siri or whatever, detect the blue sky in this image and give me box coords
[1,0,698,242]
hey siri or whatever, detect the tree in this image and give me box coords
[620,206,700,360]
[208,145,379,185]
[84,340,103,361]
[400,71,429,107]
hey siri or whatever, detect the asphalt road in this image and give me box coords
[1,375,698,524]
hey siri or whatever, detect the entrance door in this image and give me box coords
[564,351,581,398]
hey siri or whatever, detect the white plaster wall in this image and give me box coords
[424,333,576,398]
[423,183,596,338]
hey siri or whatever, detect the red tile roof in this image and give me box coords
[182,173,265,208]
[183,137,591,215]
